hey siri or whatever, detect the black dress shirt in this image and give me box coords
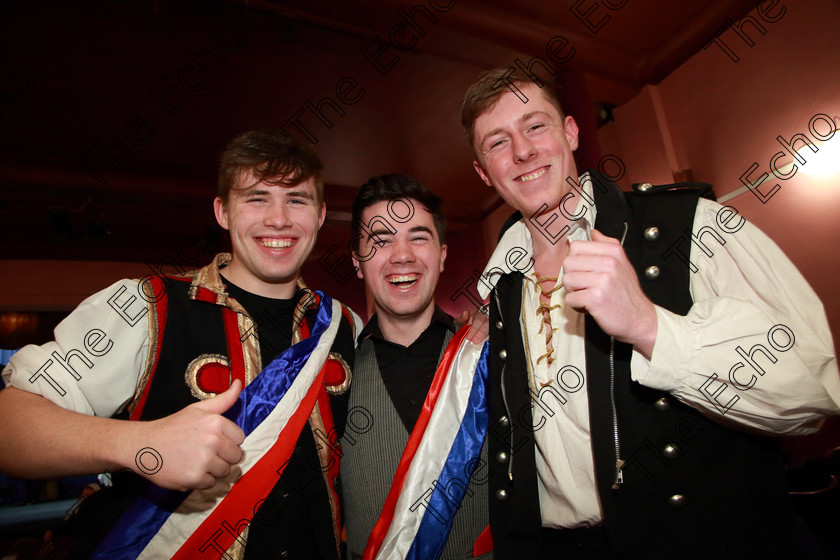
[358,306,456,432]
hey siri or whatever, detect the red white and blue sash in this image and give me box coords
[91,293,342,560]
[364,327,490,560]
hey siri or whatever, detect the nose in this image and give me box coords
[511,133,536,163]
[264,200,292,229]
[389,237,416,264]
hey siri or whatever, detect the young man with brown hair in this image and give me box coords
[461,68,840,559]
[0,130,358,559]
[342,173,491,559]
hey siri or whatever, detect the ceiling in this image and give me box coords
[0,0,760,265]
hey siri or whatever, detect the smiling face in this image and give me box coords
[353,199,446,327]
[471,82,580,218]
[214,171,325,299]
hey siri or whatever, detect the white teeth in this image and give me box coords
[258,238,294,248]
[518,168,548,182]
[388,274,419,285]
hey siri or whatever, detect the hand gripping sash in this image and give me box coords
[92,293,342,560]
[364,327,491,560]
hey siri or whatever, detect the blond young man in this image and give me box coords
[462,68,840,559]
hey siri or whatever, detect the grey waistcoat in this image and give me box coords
[342,330,492,559]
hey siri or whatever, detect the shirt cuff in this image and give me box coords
[630,305,695,392]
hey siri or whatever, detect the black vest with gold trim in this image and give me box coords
[64,256,355,560]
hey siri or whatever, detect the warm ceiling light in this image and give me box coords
[796,136,840,178]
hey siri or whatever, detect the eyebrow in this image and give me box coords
[237,187,268,198]
[366,226,433,240]
[521,111,548,122]
[236,187,315,200]
[286,190,315,201]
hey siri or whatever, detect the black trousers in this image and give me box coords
[540,526,612,560]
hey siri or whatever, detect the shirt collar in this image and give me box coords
[477,171,596,299]
[359,305,455,344]
[187,252,312,315]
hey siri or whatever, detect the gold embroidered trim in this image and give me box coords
[188,253,231,301]
[325,352,352,395]
[237,313,260,385]
[308,404,342,559]
[225,524,247,560]
[292,288,318,345]
[184,354,232,400]
[127,284,160,417]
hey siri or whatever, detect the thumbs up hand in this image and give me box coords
[563,229,658,359]
[123,380,246,491]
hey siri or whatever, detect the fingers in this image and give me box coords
[143,383,246,491]
[216,433,244,465]
[198,413,244,476]
[454,309,471,327]
[465,311,490,343]
[184,466,243,511]
[569,230,621,257]
[563,255,620,276]
[219,418,246,446]
[179,429,242,490]
[194,379,242,415]
[189,430,242,489]
[207,455,234,480]
[590,229,619,244]
[562,271,605,294]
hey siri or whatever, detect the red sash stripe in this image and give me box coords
[221,307,246,388]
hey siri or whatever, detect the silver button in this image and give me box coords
[654,397,670,412]
[644,226,660,241]
[668,494,685,507]
[499,349,507,360]
[496,451,509,464]
[495,320,504,330]
[499,415,510,427]
[645,265,660,279]
[662,444,678,459]
[496,489,508,501]
[637,182,653,192]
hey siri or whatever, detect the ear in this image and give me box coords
[564,116,580,151]
[439,244,448,273]
[317,202,326,229]
[351,254,364,280]
[213,197,230,231]
[472,160,492,187]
